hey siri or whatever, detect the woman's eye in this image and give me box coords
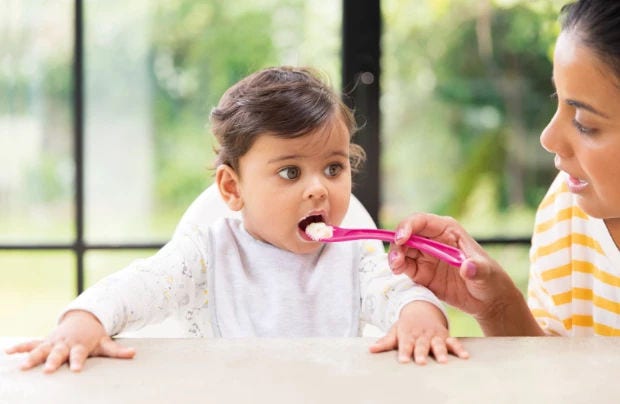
[572,118,596,135]
[278,166,300,180]
[324,163,343,177]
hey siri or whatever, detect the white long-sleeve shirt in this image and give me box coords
[65,218,444,337]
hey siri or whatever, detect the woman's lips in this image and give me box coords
[566,174,588,193]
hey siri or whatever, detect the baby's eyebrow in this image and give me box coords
[267,154,302,164]
[325,151,349,160]
[267,151,348,164]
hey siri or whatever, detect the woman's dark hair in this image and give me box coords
[210,66,365,172]
[560,0,620,80]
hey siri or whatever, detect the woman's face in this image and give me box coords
[540,31,620,225]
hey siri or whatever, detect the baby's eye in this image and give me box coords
[324,163,343,177]
[278,166,300,180]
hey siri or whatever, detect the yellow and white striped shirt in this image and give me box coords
[528,173,620,336]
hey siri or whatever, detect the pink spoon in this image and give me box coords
[307,224,465,267]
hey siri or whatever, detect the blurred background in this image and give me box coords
[1,0,565,336]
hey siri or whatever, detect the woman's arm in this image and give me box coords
[388,212,544,336]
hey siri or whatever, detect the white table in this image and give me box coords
[1,337,619,403]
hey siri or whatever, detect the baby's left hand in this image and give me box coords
[369,301,469,364]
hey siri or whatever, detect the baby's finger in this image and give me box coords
[96,338,136,359]
[368,325,397,354]
[446,337,470,359]
[5,339,43,354]
[21,342,53,370]
[430,336,449,364]
[69,345,89,372]
[396,334,415,363]
[396,330,416,363]
[43,342,70,373]
[413,335,431,365]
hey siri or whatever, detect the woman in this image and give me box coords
[381,0,620,338]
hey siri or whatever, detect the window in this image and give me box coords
[2,0,560,337]
[1,0,342,336]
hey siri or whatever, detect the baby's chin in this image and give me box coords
[246,226,324,254]
[286,240,323,255]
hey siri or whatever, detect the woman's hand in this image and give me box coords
[5,310,135,373]
[388,213,542,336]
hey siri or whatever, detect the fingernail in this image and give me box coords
[395,229,406,241]
[465,261,477,278]
[388,250,398,264]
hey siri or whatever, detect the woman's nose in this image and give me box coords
[540,109,571,158]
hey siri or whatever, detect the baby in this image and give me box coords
[7,66,467,373]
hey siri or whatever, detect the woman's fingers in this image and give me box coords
[395,213,455,245]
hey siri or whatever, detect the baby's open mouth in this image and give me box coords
[298,215,325,233]
[298,215,334,241]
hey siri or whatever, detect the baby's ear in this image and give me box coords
[216,165,244,211]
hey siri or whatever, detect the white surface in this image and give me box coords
[2,337,620,403]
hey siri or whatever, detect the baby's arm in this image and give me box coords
[369,300,468,364]
[5,310,135,373]
[6,227,210,373]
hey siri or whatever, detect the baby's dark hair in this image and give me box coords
[560,0,620,81]
[210,66,365,172]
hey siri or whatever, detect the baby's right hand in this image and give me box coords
[4,310,135,373]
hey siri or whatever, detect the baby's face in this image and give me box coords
[236,119,352,254]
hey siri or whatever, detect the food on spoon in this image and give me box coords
[305,222,334,241]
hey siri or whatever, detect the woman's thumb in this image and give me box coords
[459,258,488,281]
